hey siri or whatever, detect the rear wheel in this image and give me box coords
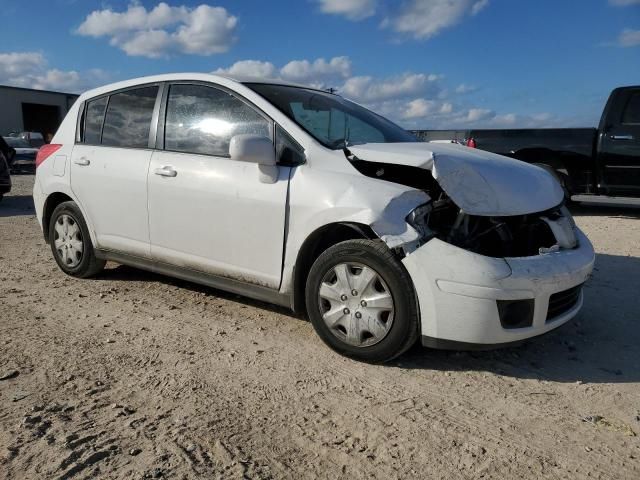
[49,201,105,278]
[305,239,419,363]
[535,163,572,202]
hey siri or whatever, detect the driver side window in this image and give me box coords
[164,84,272,157]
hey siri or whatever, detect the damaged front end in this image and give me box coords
[409,195,577,258]
[346,142,574,258]
[343,142,594,346]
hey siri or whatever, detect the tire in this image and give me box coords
[534,163,572,203]
[305,239,419,363]
[49,201,105,278]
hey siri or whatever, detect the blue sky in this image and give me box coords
[0,0,638,128]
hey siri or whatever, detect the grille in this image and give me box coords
[546,284,582,321]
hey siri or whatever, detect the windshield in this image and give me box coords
[245,83,417,149]
[4,137,31,148]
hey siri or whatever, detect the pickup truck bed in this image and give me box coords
[411,85,640,201]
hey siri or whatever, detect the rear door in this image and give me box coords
[598,87,640,195]
[71,85,160,257]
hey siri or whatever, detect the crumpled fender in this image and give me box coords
[280,167,429,295]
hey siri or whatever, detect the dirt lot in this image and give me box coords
[1,174,639,479]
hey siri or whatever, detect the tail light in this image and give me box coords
[35,144,62,168]
[466,137,477,148]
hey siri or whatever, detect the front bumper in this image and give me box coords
[402,228,594,347]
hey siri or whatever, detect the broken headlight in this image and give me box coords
[406,203,434,243]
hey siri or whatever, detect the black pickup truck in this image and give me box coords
[413,86,640,205]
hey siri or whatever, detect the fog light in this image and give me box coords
[497,299,535,329]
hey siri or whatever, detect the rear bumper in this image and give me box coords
[402,228,594,348]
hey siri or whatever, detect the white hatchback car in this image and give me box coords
[33,73,595,362]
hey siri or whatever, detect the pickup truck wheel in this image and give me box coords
[49,201,105,278]
[534,163,572,202]
[305,239,419,363]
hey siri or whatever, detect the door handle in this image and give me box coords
[154,166,177,177]
[610,134,634,140]
[74,157,90,166]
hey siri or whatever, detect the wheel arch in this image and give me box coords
[42,192,98,246]
[291,222,377,313]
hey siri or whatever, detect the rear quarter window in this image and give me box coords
[83,97,108,144]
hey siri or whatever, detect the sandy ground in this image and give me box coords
[0,173,639,479]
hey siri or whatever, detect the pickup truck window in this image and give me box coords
[622,92,640,125]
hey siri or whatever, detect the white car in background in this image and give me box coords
[32,74,594,362]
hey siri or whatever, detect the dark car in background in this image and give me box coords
[0,152,11,202]
[413,86,640,206]
[0,136,13,201]
[4,136,40,173]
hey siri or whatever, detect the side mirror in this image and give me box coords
[229,134,279,184]
[229,134,276,166]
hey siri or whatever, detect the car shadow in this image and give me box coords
[96,264,302,318]
[0,194,35,217]
[392,252,640,384]
[95,251,638,384]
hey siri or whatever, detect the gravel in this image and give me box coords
[1,174,639,478]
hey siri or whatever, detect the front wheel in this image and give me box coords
[305,239,419,363]
[49,201,105,278]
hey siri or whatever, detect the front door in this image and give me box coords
[598,88,640,195]
[147,83,290,289]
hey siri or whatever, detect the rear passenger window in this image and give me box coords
[621,92,640,125]
[102,86,158,148]
[83,97,108,144]
[164,84,271,157]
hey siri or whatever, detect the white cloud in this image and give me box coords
[463,108,494,123]
[215,60,278,78]
[0,51,109,92]
[617,28,640,47]
[280,56,352,85]
[341,73,441,103]
[316,0,377,20]
[609,0,640,6]
[455,83,478,94]
[76,2,238,58]
[215,56,351,87]
[0,52,45,78]
[383,0,489,40]
[214,55,569,129]
[439,102,453,114]
[403,98,436,119]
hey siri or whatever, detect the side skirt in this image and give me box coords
[95,249,293,309]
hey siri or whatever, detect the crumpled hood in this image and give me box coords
[348,142,564,216]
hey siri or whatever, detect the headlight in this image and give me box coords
[406,203,433,241]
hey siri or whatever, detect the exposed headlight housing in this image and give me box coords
[406,203,434,243]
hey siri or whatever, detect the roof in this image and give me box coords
[77,72,334,101]
[0,84,79,97]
